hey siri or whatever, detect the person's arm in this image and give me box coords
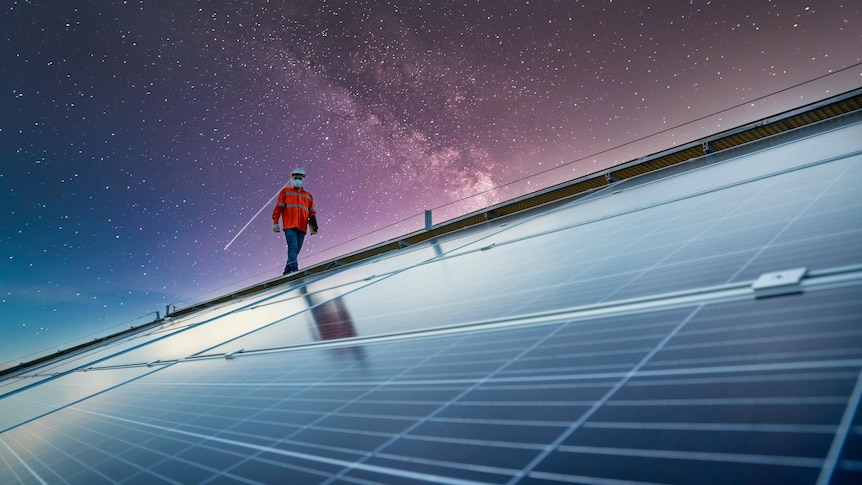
[272,189,286,232]
[307,194,318,234]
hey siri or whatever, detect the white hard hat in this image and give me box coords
[291,167,306,177]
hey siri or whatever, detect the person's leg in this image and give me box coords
[283,229,298,274]
[294,229,306,259]
[283,228,307,274]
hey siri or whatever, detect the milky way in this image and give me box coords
[1,0,860,365]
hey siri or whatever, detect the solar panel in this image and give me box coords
[2,111,861,484]
[3,288,860,483]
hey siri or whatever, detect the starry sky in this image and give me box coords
[1,0,860,368]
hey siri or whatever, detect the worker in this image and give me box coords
[272,167,318,275]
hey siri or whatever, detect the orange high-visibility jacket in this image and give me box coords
[272,186,316,233]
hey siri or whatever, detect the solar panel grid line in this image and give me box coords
[445,194,688,267]
[30,352,859,420]
[548,437,834,480]
[466,377,636,390]
[737,240,862,285]
[210,289,736,362]
[375,432,550,453]
[529,324,681,348]
[77,364,308,409]
[560,338,856,478]
[248,265,401,312]
[9,412,145,483]
[684,320,862,350]
[625,359,862,380]
[180,449,269,485]
[94,293,271,357]
[4,340,153,380]
[302,422,420,444]
[203,358,862,390]
[334,477,384,485]
[75,402,493,485]
[660,328,862,354]
[647,366,857,395]
[770,227,862,255]
[0,437,48,485]
[68,428,198,484]
[0,286,301,401]
[83,394,358,476]
[725,157,860,284]
[0,366,166,436]
[620,369,861,390]
[72,361,179,372]
[165,295,318,361]
[599,176,783,305]
[514,346,660,365]
[219,334,483,482]
[0,396,56,430]
[668,307,862,338]
[193,313,577,362]
[605,396,847,406]
[427,416,575,429]
[116,296,328,367]
[218,438,367,481]
[525,470,665,485]
[504,306,704,484]
[815,368,862,485]
[210,454,335,485]
[196,274,384,357]
[775,220,862,250]
[115,429,259,485]
[446,400,599,408]
[583,421,839,434]
[437,180,712,273]
[508,207,708,321]
[573,418,841,462]
[0,445,22,483]
[319,319,576,484]
[292,397,454,407]
[357,449,524,480]
[556,445,825,468]
[482,365,638,382]
[661,341,859,369]
[673,322,862,356]
[643,347,862,371]
[546,146,862,250]
[644,149,852,236]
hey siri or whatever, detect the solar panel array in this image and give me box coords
[2,113,862,484]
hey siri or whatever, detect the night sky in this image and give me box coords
[2,0,860,367]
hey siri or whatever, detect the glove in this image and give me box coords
[272,224,280,233]
[308,215,318,235]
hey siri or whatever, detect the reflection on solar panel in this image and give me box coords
[2,101,862,484]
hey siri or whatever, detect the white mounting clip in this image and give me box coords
[752,267,807,298]
[225,349,244,360]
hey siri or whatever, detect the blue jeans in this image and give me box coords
[283,228,306,274]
